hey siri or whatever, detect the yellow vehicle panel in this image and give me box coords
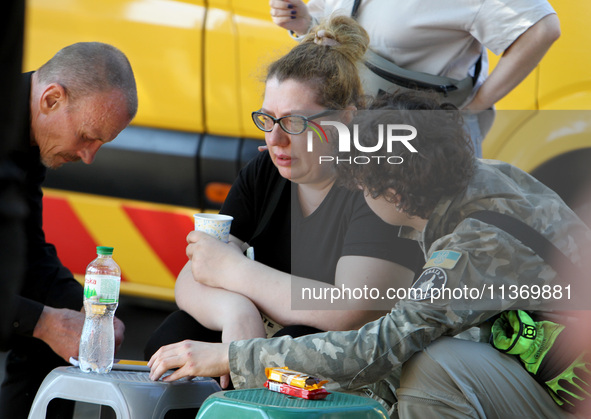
[204,0,291,138]
[537,1,591,111]
[42,188,200,301]
[24,0,206,132]
[483,0,591,204]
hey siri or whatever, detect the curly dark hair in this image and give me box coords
[337,91,476,219]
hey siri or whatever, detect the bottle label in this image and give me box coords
[84,274,120,303]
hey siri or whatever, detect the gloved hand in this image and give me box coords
[491,310,591,412]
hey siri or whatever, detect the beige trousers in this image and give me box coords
[397,337,582,419]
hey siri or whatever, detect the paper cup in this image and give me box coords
[194,213,233,242]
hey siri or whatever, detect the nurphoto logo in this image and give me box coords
[307,120,418,165]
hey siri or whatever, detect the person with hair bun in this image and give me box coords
[270,0,560,158]
[146,15,423,389]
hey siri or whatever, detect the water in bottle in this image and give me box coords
[79,246,121,373]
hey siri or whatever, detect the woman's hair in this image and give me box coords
[266,15,369,109]
[337,91,476,219]
[36,42,138,119]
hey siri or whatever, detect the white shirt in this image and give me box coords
[307,0,555,92]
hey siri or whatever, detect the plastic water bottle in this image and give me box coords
[79,246,121,373]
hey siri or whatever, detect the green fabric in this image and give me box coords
[492,310,591,410]
[546,352,591,408]
[492,310,538,355]
[492,310,563,374]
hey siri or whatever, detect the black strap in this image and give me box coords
[468,210,582,279]
[352,0,361,18]
[472,54,482,85]
[351,0,482,89]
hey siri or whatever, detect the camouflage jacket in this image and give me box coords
[229,160,590,397]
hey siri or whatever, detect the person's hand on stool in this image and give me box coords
[148,340,231,383]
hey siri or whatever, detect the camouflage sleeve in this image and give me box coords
[228,301,479,390]
[228,219,522,390]
[228,203,588,390]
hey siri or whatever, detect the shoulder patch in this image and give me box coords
[409,267,447,301]
[423,250,462,269]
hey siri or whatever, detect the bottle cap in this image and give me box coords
[97,246,114,255]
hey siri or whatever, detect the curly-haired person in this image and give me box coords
[150,91,591,418]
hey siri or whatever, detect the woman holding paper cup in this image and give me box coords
[146,15,423,386]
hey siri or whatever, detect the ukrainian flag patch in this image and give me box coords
[423,250,462,269]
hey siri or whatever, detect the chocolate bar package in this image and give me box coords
[265,367,328,390]
[264,380,330,400]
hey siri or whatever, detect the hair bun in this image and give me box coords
[313,29,340,46]
[266,14,369,109]
[304,15,369,63]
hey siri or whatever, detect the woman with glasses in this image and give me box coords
[145,15,423,388]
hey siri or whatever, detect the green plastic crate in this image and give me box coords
[196,388,389,418]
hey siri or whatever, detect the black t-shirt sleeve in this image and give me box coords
[341,193,424,275]
[220,153,260,243]
[220,152,291,273]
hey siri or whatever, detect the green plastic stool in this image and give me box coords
[196,388,388,418]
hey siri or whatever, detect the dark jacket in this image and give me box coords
[8,72,83,339]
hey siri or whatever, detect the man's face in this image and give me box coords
[32,88,131,169]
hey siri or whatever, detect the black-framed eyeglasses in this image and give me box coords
[251,110,334,135]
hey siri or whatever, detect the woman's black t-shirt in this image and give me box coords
[220,152,423,284]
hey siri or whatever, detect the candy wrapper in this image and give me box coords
[264,367,330,399]
[264,380,330,400]
[265,367,328,390]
